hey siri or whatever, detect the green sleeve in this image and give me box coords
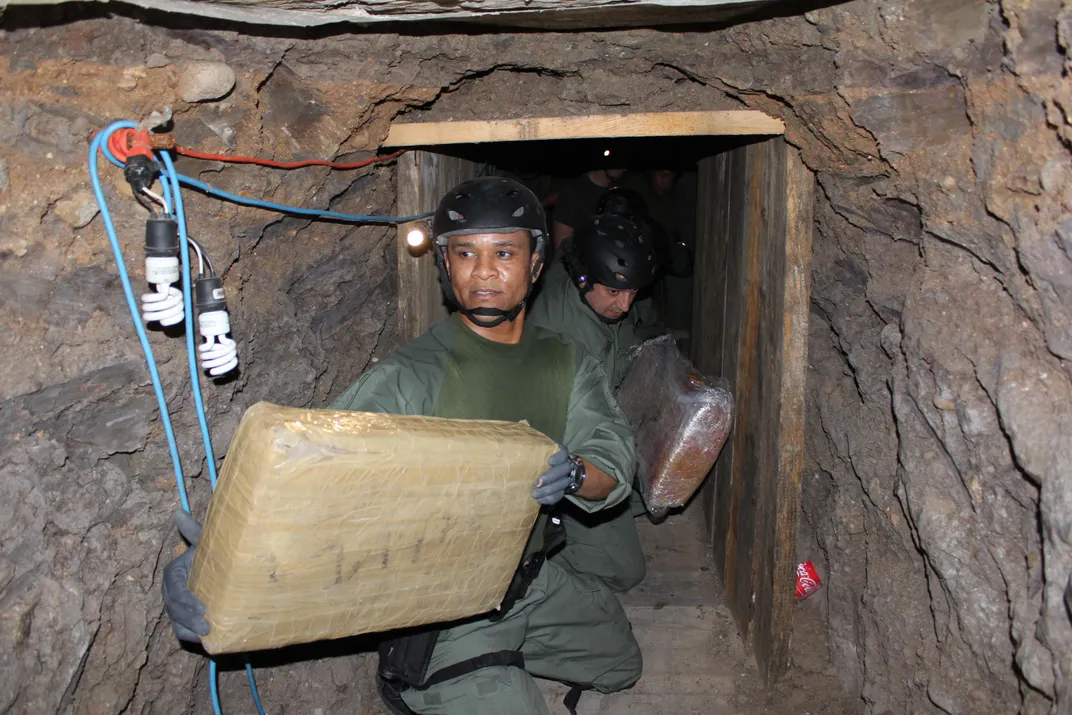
[528,260,571,331]
[631,296,665,343]
[329,363,416,415]
[563,353,636,513]
[328,323,453,416]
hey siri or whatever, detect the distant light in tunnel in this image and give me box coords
[603,149,611,157]
[406,228,427,248]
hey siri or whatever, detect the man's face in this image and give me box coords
[444,231,539,314]
[649,170,677,195]
[583,282,639,321]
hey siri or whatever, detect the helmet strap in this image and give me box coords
[458,302,525,328]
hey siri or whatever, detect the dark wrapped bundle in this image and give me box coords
[617,336,734,515]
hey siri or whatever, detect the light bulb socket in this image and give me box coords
[125,155,158,194]
[195,276,227,313]
[145,218,179,257]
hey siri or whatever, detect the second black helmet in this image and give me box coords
[566,214,660,291]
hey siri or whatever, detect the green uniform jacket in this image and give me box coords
[528,259,664,391]
[329,315,635,516]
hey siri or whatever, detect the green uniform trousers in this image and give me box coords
[400,561,642,715]
[552,493,646,592]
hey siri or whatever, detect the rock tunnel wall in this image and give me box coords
[1,1,1070,713]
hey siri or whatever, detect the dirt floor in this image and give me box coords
[539,507,858,715]
[209,503,858,715]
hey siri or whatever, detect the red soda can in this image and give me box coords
[795,561,822,600]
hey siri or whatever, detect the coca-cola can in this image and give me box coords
[795,561,822,600]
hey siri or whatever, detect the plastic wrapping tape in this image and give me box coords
[617,336,734,514]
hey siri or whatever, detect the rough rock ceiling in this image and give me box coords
[7,0,783,29]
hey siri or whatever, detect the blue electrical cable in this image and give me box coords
[89,122,191,514]
[91,122,223,715]
[160,151,232,715]
[93,122,266,715]
[177,173,433,224]
[98,142,430,224]
[95,119,422,715]
[209,660,221,714]
[158,151,219,489]
[160,149,268,715]
[246,662,267,714]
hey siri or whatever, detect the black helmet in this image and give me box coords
[432,177,547,328]
[596,187,648,220]
[432,176,546,242]
[565,214,660,292]
[636,214,671,276]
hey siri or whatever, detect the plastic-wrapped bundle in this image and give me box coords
[617,336,734,515]
[188,402,555,654]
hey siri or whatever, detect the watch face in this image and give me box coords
[566,457,585,494]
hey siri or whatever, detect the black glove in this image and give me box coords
[161,510,210,644]
[532,446,573,506]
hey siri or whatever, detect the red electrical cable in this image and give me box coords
[98,126,404,170]
[174,146,406,170]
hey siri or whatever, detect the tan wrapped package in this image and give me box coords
[188,402,556,655]
[617,336,734,515]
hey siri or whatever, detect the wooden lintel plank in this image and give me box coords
[383,111,785,147]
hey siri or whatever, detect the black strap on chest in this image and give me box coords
[377,513,567,714]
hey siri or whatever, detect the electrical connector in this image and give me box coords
[195,276,238,376]
[141,217,184,326]
[124,154,158,196]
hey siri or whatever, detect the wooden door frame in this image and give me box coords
[390,111,813,685]
[394,151,478,340]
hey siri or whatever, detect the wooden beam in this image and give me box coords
[694,150,739,552]
[383,111,784,148]
[395,151,477,340]
[694,137,814,685]
[724,140,766,641]
[751,143,813,684]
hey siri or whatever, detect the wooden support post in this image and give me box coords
[751,144,813,683]
[395,152,478,340]
[694,138,814,683]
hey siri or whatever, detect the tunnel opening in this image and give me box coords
[386,111,815,688]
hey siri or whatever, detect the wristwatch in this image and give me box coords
[565,455,586,495]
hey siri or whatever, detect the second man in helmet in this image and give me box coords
[528,189,667,594]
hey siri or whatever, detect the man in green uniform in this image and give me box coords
[529,201,665,393]
[160,177,642,715]
[527,206,665,594]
